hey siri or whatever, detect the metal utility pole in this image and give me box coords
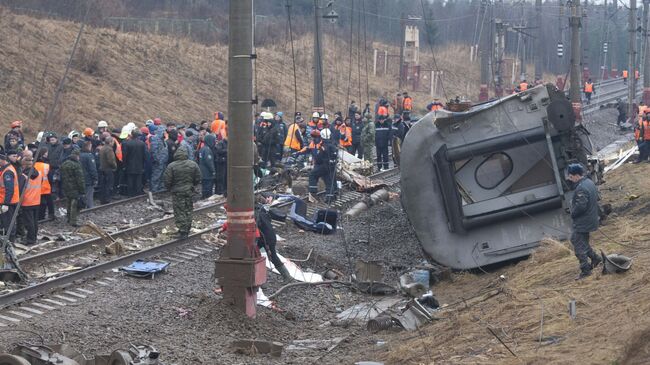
[495,19,505,96]
[534,0,543,81]
[313,0,325,113]
[479,0,490,101]
[582,0,589,82]
[569,0,583,122]
[643,0,650,105]
[629,0,638,120]
[215,0,266,319]
[398,13,406,90]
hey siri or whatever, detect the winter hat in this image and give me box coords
[567,163,584,176]
[62,137,72,145]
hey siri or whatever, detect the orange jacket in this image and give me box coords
[284,123,302,150]
[22,172,42,207]
[35,162,51,195]
[623,70,629,78]
[211,118,225,135]
[377,105,389,117]
[0,164,19,205]
[584,82,593,93]
[402,96,413,111]
[519,82,528,91]
[114,139,123,162]
[635,119,650,141]
[338,125,352,147]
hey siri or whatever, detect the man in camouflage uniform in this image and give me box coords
[60,149,85,227]
[361,113,376,170]
[164,147,201,238]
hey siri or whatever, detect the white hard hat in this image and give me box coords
[321,114,329,120]
[320,128,331,140]
[98,120,108,128]
[262,112,273,120]
[68,130,80,139]
[312,112,320,118]
[36,131,44,143]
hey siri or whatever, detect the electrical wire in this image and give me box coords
[286,0,299,117]
[419,0,448,100]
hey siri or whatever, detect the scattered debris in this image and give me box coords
[175,307,192,318]
[285,337,345,352]
[568,299,577,320]
[356,282,397,296]
[120,259,170,278]
[5,343,162,365]
[345,190,389,217]
[231,339,283,357]
[261,249,323,283]
[399,271,429,298]
[355,260,383,282]
[367,316,399,333]
[336,298,401,323]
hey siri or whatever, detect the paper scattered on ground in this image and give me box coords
[261,249,323,283]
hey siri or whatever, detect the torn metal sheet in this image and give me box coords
[336,298,401,323]
[261,249,323,283]
[285,337,345,352]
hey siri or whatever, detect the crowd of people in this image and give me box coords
[0,91,419,245]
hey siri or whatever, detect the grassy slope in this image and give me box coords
[0,8,478,139]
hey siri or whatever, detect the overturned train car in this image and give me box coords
[401,84,592,269]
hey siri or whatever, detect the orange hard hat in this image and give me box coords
[83,128,94,137]
[10,120,22,128]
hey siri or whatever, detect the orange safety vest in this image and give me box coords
[584,82,593,93]
[402,97,413,111]
[211,119,225,135]
[0,164,19,205]
[519,82,528,91]
[219,124,228,140]
[284,123,302,150]
[22,172,42,207]
[35,162,51,195]
[623,70,628,78]
[114,139,123,162]
[377,105,389,116]
[300,140,322,153]
[338,125,352,147]
[635,119,650,141]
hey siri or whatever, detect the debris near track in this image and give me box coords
[370,162,650,364]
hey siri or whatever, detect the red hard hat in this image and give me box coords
[153,118,162,125]
[11,120,22,128]
[140,126,149,135]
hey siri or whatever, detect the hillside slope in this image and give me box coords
[0,8,478,138]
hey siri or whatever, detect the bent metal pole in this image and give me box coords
[216,0,267,318]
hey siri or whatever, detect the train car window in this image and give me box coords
[475,153,513,189]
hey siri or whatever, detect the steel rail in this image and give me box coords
[0,225,217,308]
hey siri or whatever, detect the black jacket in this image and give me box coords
[80,151,98,187]
[47,142,64,169]
[351,119,364,144]
[121,138,146,174]
[375,119,394,147]
[570,177,600,233]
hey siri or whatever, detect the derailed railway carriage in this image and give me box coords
[401,84,594,269]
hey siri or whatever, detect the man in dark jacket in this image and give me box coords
[99,137,117,204]
[198,133,216,198]
[375,115,393,171]
[567,163,602,280]
[60,149,85,227]
[164,148,201,238]
[121,130,146,197]
[150,126,168,192]
[308,128,338,203]
[350,112,364,159]
[213,137,228,195]
[167,129,179,166]
[79,142,98,208]
[46,134,64,198]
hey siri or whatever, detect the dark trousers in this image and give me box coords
[308,163,337,201]
[638,141,650,161]
[1,205,17,240]
[260,145,276,167]
[39,194,55,220]
[126,173,142,197]
[376,145,389,170]
[570,231,599,274]
[201,179,214,199]
[585,92,592,104]
[20,206,38,244]
[66,197,79,225]
[99,170,115,204]
[349,142,363,159]
[215,162,227,195]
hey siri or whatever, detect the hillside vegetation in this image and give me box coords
[0,8,478,138]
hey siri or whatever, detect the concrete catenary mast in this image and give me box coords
[643,0,650,105]
[215,0,267,318]
[568,0,582,122]
[629,0,638,120]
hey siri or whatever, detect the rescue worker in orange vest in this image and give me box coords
[426,99,444,111]
[0,150,20,240]
[307,112,320,141]
[402,92,413,113]
[337,117,353,151]
[19,151,41,245]
[584,79,595,105]
[634,111,650,163]
[519,79,529,91]
[35,148,55,221]
[284,119,305,154]
[211,111,226,136]
[622,70,628,84]
[377,102,389,120]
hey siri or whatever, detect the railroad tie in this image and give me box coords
[52,294,77,303]
[0,314,21,323]
[41,298,66,307]
[7,310,33,319]
[31,302,56,311]
[17,306,44,315]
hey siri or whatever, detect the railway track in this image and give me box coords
[0,167,401,311]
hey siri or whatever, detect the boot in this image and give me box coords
[277,264,293,283]
[574,270,592,281]
[591,255,602,270]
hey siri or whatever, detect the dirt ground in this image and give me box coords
[362,161,650,365]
